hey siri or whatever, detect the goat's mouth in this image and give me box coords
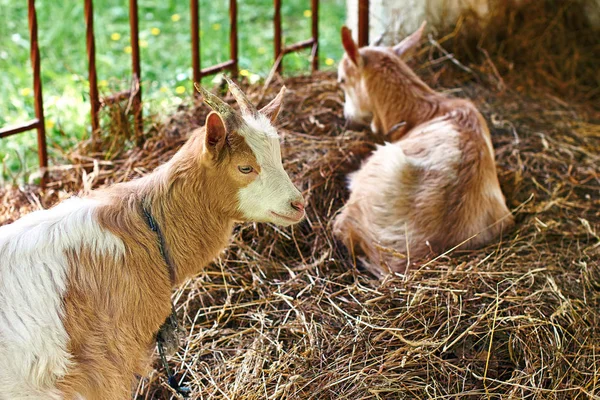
[270,211,304,224]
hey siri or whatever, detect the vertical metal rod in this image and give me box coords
[129,0,143,134]
[229,0,238,78]
[191,0,200,94]
[358,0,369,47]
[274,0,282,73]
[28,0,47,186]
[84,0,100,135]
[311,0,319,71]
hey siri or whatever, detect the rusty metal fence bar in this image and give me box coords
[358,0,369,47]
[128,0,143,133]
[274,0,319,72]
[84,0,100,134]
[85,0,143,136]
[191,0,239,89]
[2,0,372,181]
[0,0,47,185]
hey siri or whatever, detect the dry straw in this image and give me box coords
[1,0,599,398]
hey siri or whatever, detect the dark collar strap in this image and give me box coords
[142,205,176,283]
[142,203,190,396]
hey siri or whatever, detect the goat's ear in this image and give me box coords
[341,26,361,66]
[393,21,426,57]
[259,86,286,123]
[204,112,227,156]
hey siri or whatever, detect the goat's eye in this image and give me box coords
[238,165,254,174]
[339,78,345,85]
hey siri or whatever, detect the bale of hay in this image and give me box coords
[1,3,599,398]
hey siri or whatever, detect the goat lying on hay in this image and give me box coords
[0,78,304,399]
[333,24,513,276]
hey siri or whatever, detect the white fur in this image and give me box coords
[347,142,411,199]
[342,85,363,121]
[403,119,462,175]
[348,142,408,193]
[338,63,372,124]
[345,142,415,245]
[237,114,303,226]
[0,197,124,399]
[349,118,461,190]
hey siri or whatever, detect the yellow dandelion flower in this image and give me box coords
[98,79,108,87]
[111,33,121,41]
[160,87,168,93]
[325,58,335,66]
[139,40,148,48]
[124,46,132,54]
[150,27,161,36]
[212,23,221,31]
[20,88,31,96]
[303,9,312,18]
[171,14,181,22]
[175,86,186,94]
[239,69,250,77]
[46,120,55,129]
[257,47,266,55]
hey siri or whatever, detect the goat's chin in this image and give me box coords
[238,211,304,227]
[268,211,304,226]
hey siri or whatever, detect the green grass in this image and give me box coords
[0,0,345,181]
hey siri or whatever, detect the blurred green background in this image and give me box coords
[0,0,345,181]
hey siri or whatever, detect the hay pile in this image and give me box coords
[1,2,599,398]
[430,0,600,104]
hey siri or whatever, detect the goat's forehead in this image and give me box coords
[241,114,279,138]
[237,114,281,164]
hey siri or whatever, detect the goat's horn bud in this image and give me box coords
[194,82,234,116]
[223,75,258,117]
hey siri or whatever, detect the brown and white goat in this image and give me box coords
[0,78,304,399]
[333,24,513,277]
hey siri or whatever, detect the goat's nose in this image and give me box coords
[290,200,305,212]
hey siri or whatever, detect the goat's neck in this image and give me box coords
[368,72,448,139]
[138,151,235,286]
